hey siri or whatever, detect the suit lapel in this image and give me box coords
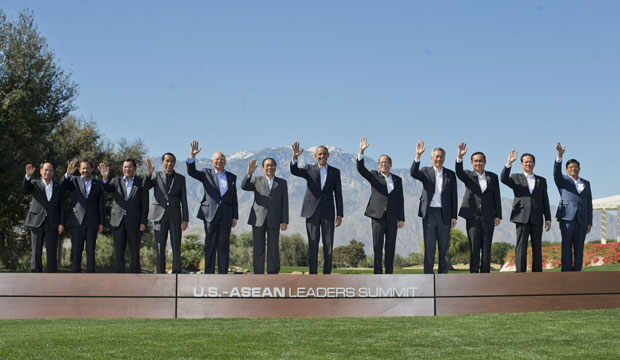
[225,171,234,197]
[311,165,321,190]
[77,177,88,198]
[120,177,128,199]
[269,176,278,194]
[157,172,169,199]
[127,177,138,199]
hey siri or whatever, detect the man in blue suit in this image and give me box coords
[290,142,343,274]
[554,142,592,272]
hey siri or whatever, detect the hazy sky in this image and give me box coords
[4,1,619,203]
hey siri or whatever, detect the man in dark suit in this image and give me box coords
[455,143,502,273]
[357,136,405,274]
[61,160,105,273]
[186,141,238,274]
[144,153,189,274]
[24,162,65,272]
[501,150,551,272]
[410,141,458,274]
[241,158,289,274]
[554,142,592,272]
[290,142,343,274]
[99,159,148,273]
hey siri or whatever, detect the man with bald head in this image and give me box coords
[290,142,343,274]
[24,162,66,272]
[187,140,238,274]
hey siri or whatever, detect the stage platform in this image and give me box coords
[0,272,618,319]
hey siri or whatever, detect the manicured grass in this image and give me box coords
[1,309,619,359]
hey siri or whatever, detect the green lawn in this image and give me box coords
[1,309,619,359]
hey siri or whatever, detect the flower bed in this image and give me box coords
[500,242,620,271]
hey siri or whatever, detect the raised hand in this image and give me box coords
[556,142,565,158]
[359,136,370,154]
[291,141,304,160]
[415,140,426,161]
[457,142,468,160]
[247,159,257,175]
[507,150,517,166]
[98,163,109,180]
[25,164,35,177]
[66,160,76,175]
[145,158,155,176]
[190,140,202,158]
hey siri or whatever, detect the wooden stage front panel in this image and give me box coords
[176,274,435,318]
[435,272,620,315]
[0,273,176,319]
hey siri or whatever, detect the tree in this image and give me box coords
[491,242,515,265]
[333,239,366,268]
[279,233,308,266]
[449,228,469,265]
[0,10,77,269]
[180,234,203,272]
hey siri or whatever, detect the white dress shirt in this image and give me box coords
[44,180,53,201]
[431,166,443,208]
[477,171,487,193]
[266,176,274,191]
[524,173,536,194]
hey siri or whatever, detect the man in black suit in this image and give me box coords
[186,141,238,274]
[241,158,289,274]
[144,153,189,274]
[554,142,592,272]
[290,142,343,274]
[455,143,502,273]
[61,160,105,273]
[24,162,65,273]
[501,150,551,272]
[357,136,405,274]
[99,159,148,273]
[410,141,457,274]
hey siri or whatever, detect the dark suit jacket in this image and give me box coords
[102,176,149,230]
[455,161,502,221]
[241,174,289,229]
[143,171,189,224]
[553,160,592,226]
[24,178,66,229]
[357,158,404,223]
[501,166,551,225]
[290,162,344,220]
[60,175,105,228]
[187,161,238,224]
[410,161,457,224]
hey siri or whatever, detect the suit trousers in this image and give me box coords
[113,218,141,273]
[422,207,451,274]
[559,220,588,272]
[515,221,543,272]
[154,214,183,274]
[30,219,58,273]
[71,224,98,273]
[465,217,495,273]
[371,215,398,274]
[252,225,281,274]
[305,211,335,274]
[203,210,232,274]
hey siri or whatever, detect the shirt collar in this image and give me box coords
[123,176,135,182]
[433,166,443,176]
[523,172,535,179]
